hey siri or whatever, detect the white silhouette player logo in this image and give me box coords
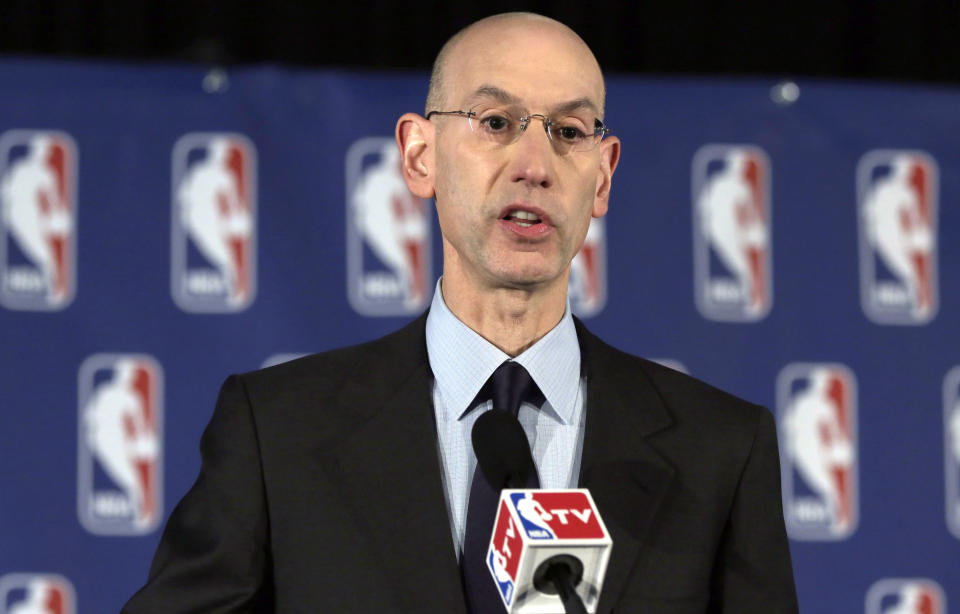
[0,131,76,310]
[569,218,605,317]
[491,553,511,584]
[172,133,256,312]
[515,493,554,537]
[778,363,858,540]
[693,144,771,321]
[859,150,938,324]
[866,578,945,614]
[346,137,431,316]
[78,354,162,535]
[0,574,74,614]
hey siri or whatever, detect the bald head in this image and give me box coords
[425,13,606,118]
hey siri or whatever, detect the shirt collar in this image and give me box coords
[425,279,581,425]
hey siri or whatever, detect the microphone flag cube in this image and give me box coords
[486,489,612,613]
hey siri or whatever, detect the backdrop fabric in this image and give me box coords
[0,59,958,614]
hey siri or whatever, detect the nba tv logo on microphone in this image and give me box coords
[858,150,938,325]
[171,133,257,313]
[0,130,77,311]
[692,144,772,322]
[0,573,75,614]
[777,363,858,540]
[345,137,431,316]
[488,490,611,613]
[77,353,163,535]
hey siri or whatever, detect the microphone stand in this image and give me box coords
[535,555,588,614]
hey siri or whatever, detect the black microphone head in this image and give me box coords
[471,410,535,489]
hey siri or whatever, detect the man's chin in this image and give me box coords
[489,264,567,291]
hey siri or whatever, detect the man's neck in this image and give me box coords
[439,274,568,357]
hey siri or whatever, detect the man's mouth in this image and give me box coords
[502,209,543,228]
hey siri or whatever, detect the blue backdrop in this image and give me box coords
[0,59,957,613]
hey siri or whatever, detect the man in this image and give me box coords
[123,12,798,613]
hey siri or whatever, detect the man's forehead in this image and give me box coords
[463,84,601,116]
[440,15,605,114]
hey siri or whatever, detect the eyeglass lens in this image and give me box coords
[466,106,602,154]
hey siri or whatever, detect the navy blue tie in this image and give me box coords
[461,361,543,613]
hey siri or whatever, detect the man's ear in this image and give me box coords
[396,113,435,199]
[592,136,620,218]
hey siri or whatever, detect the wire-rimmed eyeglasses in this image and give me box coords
[425,105,611,155]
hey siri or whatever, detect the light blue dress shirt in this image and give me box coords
[425,280,587,556]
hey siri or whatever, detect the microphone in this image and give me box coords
[472,412,612,613]
[486,488,611,613]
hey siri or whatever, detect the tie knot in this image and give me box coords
[489,361,544,417]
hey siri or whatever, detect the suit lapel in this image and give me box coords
[575,319,677,612]
[322,315,468,614]
[316,315,675,613]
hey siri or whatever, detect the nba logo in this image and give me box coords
[692,144,772,322]
[346,137,431,316]
[0,130,77,311]
[945,366,960,539]
[777,363,858,540]
[489,500,523,606]
[858,150,938,325]
[77,354,163,535]
[569,218,605,317]
[0,573,75,614]
[171,133,256,312]
[865,578,946,614]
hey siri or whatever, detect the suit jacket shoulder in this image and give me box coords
[573,319,798,613]
[238,314,431,449]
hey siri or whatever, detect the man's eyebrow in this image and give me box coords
[466,85,521,106]
[551,97,600,117]
[465,86,600,117]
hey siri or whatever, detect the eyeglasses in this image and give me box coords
[425,105,611,155]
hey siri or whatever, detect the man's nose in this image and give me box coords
[508,117,555,189]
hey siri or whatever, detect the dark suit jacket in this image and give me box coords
[123,314,798,613]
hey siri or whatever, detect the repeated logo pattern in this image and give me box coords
[858,150,938,325]
[346,137,431,316]
[865,578,946,614]
[0,76,956,613]
[692,144,772,322]
[0,573,75,614]
[77,354,163,535]
[778,363,858,540]
[171,133,257,312]
[0,130,77,311]
[569,217,606,317]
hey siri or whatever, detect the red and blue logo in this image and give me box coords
[346,137,431,316]
[78,354,163,535]
[866,578,945,614]
[0,573,75,614]
[569,218,605,317]
[692,144,772,322]
[508,491,605,540]
[778,363,858,540]
[0,130,77,311]
[171,133,256,312]
[858,150,938,325]
[488,499,523,606]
